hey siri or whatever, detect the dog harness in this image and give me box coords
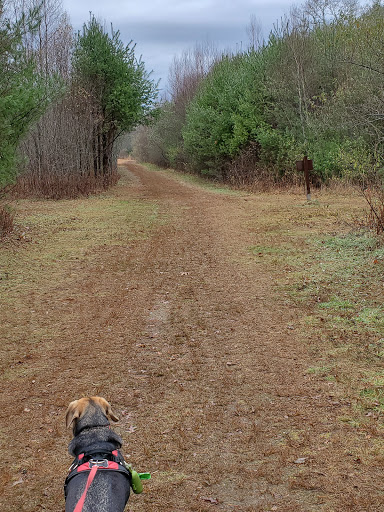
[65,449,148,511]
[65,450,132,512]
[65,450,130,481]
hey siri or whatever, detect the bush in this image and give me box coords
[256,126,303,179]
[183,52,267,177]
[362,186,384,235]
[308,137,376,183]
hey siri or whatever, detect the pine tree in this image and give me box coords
[0,2,51,187]
[72,15,158,176]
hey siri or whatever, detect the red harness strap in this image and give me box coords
[65,450,130,511]
[73,464,98,512]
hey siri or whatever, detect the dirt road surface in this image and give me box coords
[1,160,382,511]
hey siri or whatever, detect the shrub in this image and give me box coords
[183,52,267,177]
[308,137,376,183]
[362,186,384,235]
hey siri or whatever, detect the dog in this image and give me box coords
[64,397,131,512]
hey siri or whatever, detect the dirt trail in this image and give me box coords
[1,160,382,511]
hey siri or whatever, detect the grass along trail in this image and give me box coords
[0,159,383,511]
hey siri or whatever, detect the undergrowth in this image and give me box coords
[11,170,120,199]
[361,186,384,235]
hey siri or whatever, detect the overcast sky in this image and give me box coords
[61,0,296,93]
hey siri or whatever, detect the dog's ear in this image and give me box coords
[66,400,80,429]
[92,396,119,422]
[65,399,89,429]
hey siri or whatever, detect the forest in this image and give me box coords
[0,0,157,198]
[132,0,384,192]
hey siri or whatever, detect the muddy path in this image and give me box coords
[0,160,382,511]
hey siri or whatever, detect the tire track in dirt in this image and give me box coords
[1,160,382,511]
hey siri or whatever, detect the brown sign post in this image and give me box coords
[296,156,313,200]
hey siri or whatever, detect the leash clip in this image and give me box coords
[89,459,108,468]
[68,461,78,473]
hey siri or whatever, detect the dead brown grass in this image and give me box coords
[11,169,120,199]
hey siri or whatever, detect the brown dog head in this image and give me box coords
[66,396,119,433]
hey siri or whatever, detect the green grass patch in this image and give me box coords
[249,245,286,256]
[142,162,243,195]
[319,297,355,311]
[356,308,384,330]
[292,231,384,414]
[306,365,334,378]
[286,233,384,336]
[359,386,384,413]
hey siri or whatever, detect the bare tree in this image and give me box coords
[246,15,264,51]
[14,0,81,196]
[302,0,359,27]
[168,41,219,104]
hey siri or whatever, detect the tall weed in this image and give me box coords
[362,187,384,235]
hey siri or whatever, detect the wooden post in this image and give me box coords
[303,155,311,201]
[296,156,313,201]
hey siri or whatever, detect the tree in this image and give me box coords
[182,52,268,177]
[133,42,218,170]
[14,0,74,197]
[246,15,264,51]
[0,1,52,187]
[131,0,384,186]
[72,16,158,176]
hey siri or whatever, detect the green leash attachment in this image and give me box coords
[123,462,151,494]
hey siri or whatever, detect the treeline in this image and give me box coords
[132,0,384,188]
[0,0,157,199]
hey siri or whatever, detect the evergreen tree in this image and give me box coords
[0,1,51,187]
[72,15,158,176]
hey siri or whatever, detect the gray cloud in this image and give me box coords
[117,19,247,89]
[63,0,295,91]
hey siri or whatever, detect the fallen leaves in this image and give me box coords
[201,496,219,505]
[294,457,308,464]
